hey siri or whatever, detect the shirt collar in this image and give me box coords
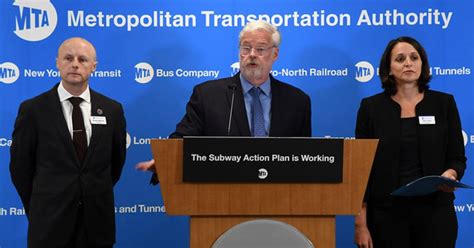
[58,81,91,103]
[239,73,271,96]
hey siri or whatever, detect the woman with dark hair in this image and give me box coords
[354,36,466,248]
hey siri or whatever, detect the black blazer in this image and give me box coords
[10,84,127,247]
[150,73,312,184]
[355,90,466,206]
[170,73,312,137]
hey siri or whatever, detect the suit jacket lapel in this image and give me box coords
[269,76,283,136]
[226,73,251,136]
[47,85,80,166]
[84,90,105,166]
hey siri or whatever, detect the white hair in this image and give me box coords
[239,20,281,47]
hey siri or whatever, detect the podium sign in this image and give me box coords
[183,137,343,182]
[151,138,378,248]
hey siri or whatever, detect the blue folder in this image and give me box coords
[391,175,474,196]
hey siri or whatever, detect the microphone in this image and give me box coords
[227,83,237,135]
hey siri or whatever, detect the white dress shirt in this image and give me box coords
[57,82,92,146]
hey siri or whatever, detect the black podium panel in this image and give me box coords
[183,137,343,183]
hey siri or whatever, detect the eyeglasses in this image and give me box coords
[239,46,274,56]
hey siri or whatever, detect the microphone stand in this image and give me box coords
[227,84,237,135]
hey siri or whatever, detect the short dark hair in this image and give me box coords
[379,36,431,95]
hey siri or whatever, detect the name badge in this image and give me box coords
[90,116,107,125]
[418,116,435,125]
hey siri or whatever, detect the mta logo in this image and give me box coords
[354,61,374,83]
[462,130,468,147]
[126,132,131,149]
[230,62,240,76]
[0,62,20,84]
[134,62,154,84]
[13,0,57,42]
[136,68,151,78]
[258,168,268,179]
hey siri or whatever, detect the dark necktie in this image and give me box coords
[250,87,266,137]
[69,97,87,164]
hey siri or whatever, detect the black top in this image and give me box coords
[398,117,422,186]
[355,90,466,206]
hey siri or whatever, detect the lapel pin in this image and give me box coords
[97,108,103,115]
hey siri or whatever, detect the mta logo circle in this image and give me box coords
[126,132,131,149]
[462,130,468,147]
[355,61,374,83]
[13,0,58,42]
[230,62,240,76]
[258,168,268,179]
[134,62,154,84]
[0,62,20,84]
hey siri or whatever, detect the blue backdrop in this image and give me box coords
[1,1,473,247]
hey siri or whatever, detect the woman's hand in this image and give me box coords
[438,169,458,193]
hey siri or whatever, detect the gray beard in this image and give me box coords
[241,67,264,81]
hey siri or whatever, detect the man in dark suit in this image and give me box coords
[137,20,311,174]
[10,37,126,248]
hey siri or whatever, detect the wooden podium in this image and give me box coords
[151,138,377,248]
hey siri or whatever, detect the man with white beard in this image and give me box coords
[137,20,311,179]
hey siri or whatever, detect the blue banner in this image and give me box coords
[1,1,473,247]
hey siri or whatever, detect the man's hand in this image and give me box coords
[354,224,373,248]
[135,159,156,173]
[354,203,373,248]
